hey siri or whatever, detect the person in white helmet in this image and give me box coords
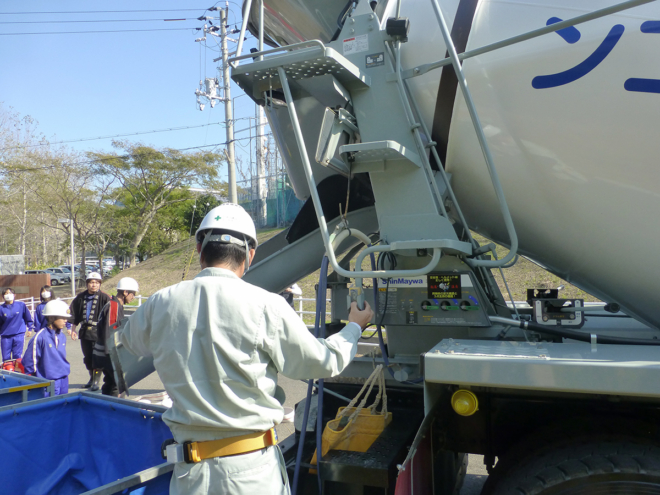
[93,277,138,396]
[22,299,71,396]
[70,271,110,391]
[117,203,373,495]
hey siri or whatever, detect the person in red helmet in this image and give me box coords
[93,277,139,397]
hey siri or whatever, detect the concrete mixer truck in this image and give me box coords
[108,0,660,493]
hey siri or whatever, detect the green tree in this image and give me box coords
[182,194,222,235]
[33,151,116,284]
[89,141,225,265]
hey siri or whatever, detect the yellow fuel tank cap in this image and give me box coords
[451,389,479,416]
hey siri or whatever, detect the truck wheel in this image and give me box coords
[489,440,660,495]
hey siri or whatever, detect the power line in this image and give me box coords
[1,133,276,174]
[0,9,210,15]
[1,142,229,174]
[1,122,227,151]
[0,18,199,24]
[0,27,200,36]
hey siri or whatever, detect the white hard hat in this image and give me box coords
[117,277,139,292]
[86,272,103,282]
[43,300,72,319]
[195,203,258,248]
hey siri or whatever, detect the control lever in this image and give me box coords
[347,284,365,310]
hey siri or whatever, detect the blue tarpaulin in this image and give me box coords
[0,393,173,494]
[0,370,51,406]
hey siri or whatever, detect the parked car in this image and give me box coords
[59,266,85,279]
[44,268,71,282]
[25,269,69,286]
[74,264,93,275]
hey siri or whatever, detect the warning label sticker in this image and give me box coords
[343,34,369,56]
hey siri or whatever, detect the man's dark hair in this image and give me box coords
[197,229,253,269]
[202,242,246,269]
[117,289,135,298]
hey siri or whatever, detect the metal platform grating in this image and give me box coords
[232,46,370,98]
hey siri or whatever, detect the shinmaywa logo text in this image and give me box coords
[380,278,424,285]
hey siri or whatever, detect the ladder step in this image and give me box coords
[232,45,370,99]
[340,140,422,172]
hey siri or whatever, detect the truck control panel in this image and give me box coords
[376,272,491,327]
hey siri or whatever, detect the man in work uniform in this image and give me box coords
[70,272,111,391]
[93,277,138,397]
[117,203,373,495]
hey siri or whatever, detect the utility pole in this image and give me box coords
[256,104,268,227]
[221,7,238,204]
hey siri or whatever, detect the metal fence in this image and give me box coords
[237,173,305,229]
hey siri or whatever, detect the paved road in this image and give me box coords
[64,330,486,494]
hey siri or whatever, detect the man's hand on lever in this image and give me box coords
[348,301,374,330]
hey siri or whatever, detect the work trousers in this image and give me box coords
[170,445,290,495]
[1,333,25,361]
[45,377,69,397]
[81,339,94,371]
[101,362,118,397]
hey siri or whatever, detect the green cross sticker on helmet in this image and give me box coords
[196,203,258,248]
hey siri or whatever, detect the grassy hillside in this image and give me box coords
[104,228,599,324]
[102,228,284,296]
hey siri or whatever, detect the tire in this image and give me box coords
[488,440,660,495]
[51,279,59,286]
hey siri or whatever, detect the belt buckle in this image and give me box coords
[267,428,278,446]
[183,441,201,463]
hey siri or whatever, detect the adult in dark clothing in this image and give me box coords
[70,272,110,390]
[93,277,138,396]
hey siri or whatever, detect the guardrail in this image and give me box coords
[135,295,330,319]
[17,294,331,321]
[294,297,330,318]
[15,295,75,314]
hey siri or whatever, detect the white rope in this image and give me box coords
[340,365,383,424]
[338,365,389,425]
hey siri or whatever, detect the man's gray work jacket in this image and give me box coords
[118,267,361,442]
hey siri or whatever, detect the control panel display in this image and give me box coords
[428,274,461,300]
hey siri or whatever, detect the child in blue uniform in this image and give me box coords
[23,300,71,396]
[34,285,71,335]
[34,285,53,331]
[0,288,35,362]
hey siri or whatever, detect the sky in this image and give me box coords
[0,0,265,184]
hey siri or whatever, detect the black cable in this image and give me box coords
[518,319,660,346]
[375,251,397,328]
